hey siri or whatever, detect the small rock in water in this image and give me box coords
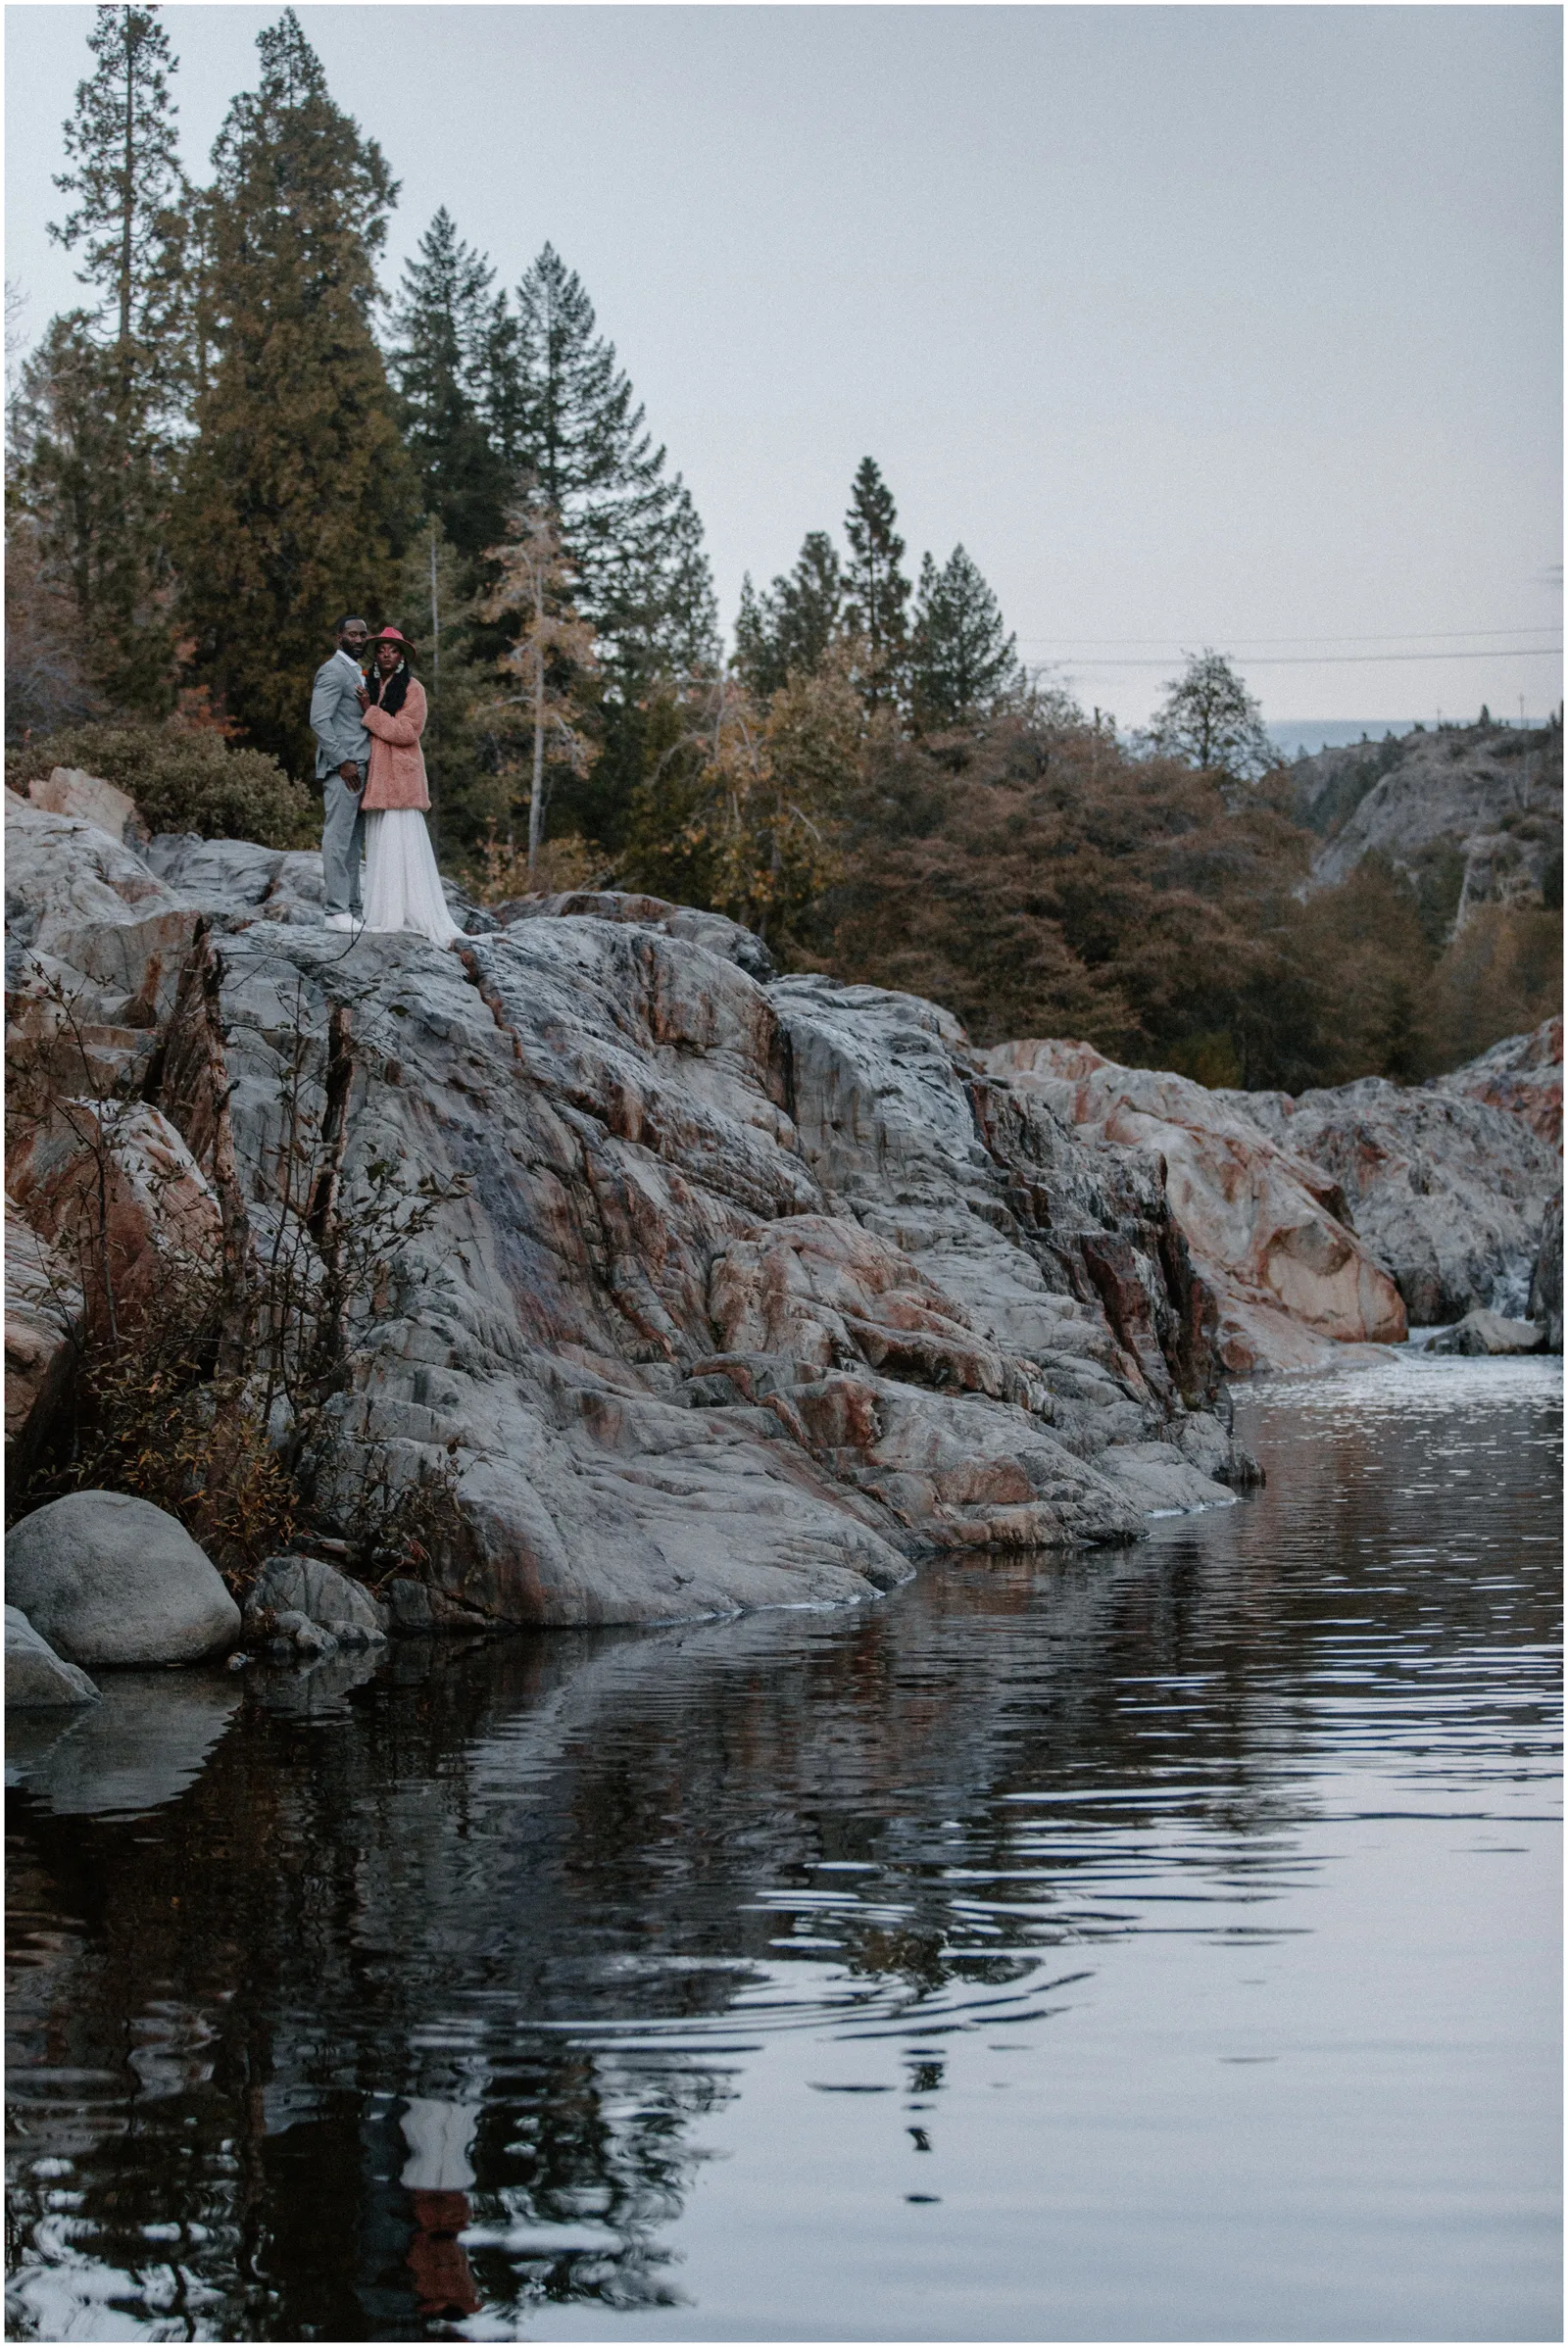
[1424,1308,1545,1356]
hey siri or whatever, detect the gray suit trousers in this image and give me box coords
[321,769,366,914]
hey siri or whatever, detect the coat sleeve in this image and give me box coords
[363,680,426,747]
[310,662,356,766]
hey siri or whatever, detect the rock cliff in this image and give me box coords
[985,1040,1407,1374]
[6,805,1252,1629]
[985,1031,1560,1362]
[1288,719,1562,912]
[1233,1062,1560,1326]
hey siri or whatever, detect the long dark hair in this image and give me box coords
[366,657,411,718]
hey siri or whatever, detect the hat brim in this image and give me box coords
[367,632,417,660]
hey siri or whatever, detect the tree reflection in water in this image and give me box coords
[6,1362,1560,2341]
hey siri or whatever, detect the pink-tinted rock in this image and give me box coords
[1437,1018,1563,1149]
[986,1039,1407,1374]
[8,1101,220,1339]
[27,767,145,847]
[1236,1075,1558,1326]
[5,1217,83,1463]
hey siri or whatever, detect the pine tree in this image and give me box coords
[174,11,416,764]
[503,242,718,843]
[12,313,178,713]
[733,532,846,700]
[843,457,910,708]
[908,545,1019,728]
[17,5,190,714]
[509,243,716,675]
[389,209,512,559]
[50,4,189,398]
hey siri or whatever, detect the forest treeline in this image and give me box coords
[7,7,1558,1090]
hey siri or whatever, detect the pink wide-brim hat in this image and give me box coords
[367,625,417,660]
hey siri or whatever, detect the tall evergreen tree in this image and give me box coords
[908,545,1019,728]
[389,209,512,559]
[17,5,189,713]
[503,242,718,842]
[174,11,416,764]
[50,4,189,396]
[12,313,177,713]
[509,243,716,673]
[734,531,846,700]
[843,457,910,707]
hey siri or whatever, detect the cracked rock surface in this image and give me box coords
[7,812,1251,1626]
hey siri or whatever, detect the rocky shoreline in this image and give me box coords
[5,785,1561,1696]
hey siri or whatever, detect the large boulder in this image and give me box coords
[5,1604,100,1708]
[5,803,198,1019]
[1233,1076,1559,1326]
[6,1491,241,1666]
[984,1040,1406,1375]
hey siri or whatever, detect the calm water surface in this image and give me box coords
[6,1355,1561,2342]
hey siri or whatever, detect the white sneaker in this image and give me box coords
[323,911,364,934]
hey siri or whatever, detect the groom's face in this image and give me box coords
[338,620,369,656]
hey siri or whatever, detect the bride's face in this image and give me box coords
[375,642,402,677]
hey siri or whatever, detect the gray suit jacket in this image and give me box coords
[310,650,371,781]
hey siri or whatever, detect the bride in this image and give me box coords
[355,626,464,946]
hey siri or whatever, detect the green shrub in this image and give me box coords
[8,721,317,849]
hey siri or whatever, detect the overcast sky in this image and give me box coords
[5,3,1562,727]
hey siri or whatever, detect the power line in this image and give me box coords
[1050,647,1563,669]
[1015,625,1562,647]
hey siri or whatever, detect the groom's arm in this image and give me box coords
[310,662,363,777]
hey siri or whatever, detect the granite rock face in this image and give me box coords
[1290,721,1561,909]
[1436,1017,1563,1150]
[6,1491,242,1666]
[984,1040,1406,1375]
[26,767,145,847]
[5,1217,82,1464]
[8,1100,222,1339]
[6,808,1253,1629]
[1234,1075,1560,1327]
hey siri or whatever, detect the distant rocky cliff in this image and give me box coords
[1287,718,1562,921]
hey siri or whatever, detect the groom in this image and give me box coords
[309,614,371,931]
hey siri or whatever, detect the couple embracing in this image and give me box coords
[310,614,464,947]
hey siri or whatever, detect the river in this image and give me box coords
[6,1353,1561,2343]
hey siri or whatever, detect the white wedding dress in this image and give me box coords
[361,808,464,946]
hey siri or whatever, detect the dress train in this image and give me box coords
[361,808,464,946]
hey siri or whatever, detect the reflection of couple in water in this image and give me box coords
[309,614,464,946]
